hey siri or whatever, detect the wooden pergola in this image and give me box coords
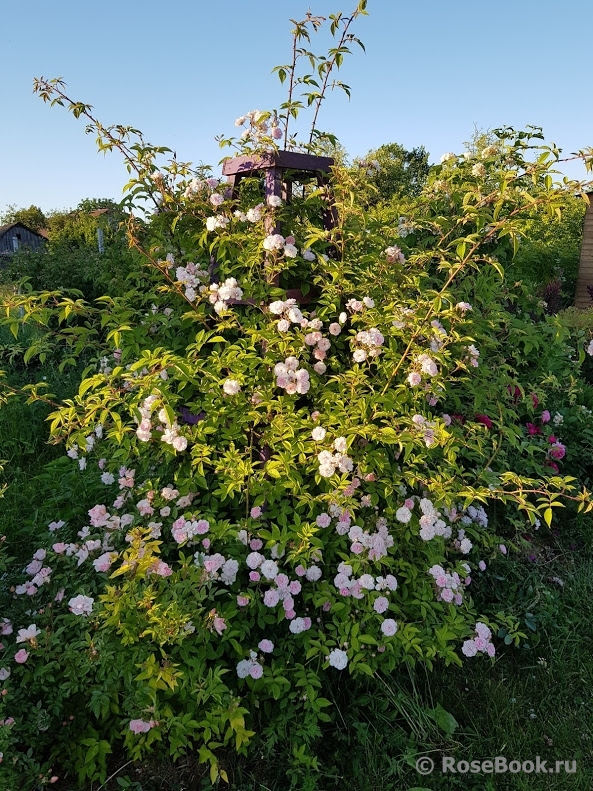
[222,150,337,233]
[220,150,337,303]
[574,192,593,308]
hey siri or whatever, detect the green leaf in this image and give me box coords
[425,703,458,735]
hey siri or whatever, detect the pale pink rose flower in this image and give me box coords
[249,663,263,679]
[129,719,153,734]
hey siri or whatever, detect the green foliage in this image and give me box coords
[45,198,125,248]
[509,193,586,299]
[0,198,139,300]
[0,204,48,233]
[352,142,430,204]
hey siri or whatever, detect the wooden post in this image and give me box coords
[574,193,593,309]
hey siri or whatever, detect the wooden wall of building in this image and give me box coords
[575,198,593,308]
[0,223,46,255]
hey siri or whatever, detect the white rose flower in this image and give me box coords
[222,379,241,395]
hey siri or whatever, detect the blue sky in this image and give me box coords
[1,0,592,216]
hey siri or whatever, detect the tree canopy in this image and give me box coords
[352,142,430,204]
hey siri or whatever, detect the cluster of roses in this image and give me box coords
[17,500,136,598]
[205,214,230,232]
[384,245,406,264]
[234,109,283,144]
[262,232,300,258]
[314,435,354,478]
[173,254,243,314]
[395,497,452,542]
[411,414,438,448]
[16,549,52,596]
[332,565,399,640]
[233,202,265,223]
[207,277,244,314]
[317,504,394,561]
[65,423,104,471]
[270,298,308,331]
[351,327,385,363]
[183,175,223,200]
[346,296,374,313]
[395,496,482,555]
[525,408,567,473]
[135,394,188,451]
[174,261,209,303]
[273,356,311,395]
[465,343,480,368]
[461,621,496,658]
[171,516,210,544]
[195,550,240,587]
[304,328,333,374]
[454,503,489,528]
[346,519,394,560]
[428,563,471,606]
[50,526,110,571]
[333,561,398,599]
[407,352,439,387]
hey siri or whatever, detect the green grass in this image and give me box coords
[0,328,86,559]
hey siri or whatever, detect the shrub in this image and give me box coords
[1,11,593,788]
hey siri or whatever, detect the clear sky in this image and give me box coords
[1,0,592,217]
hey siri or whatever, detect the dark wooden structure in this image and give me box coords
[0,222,47,255]
[574,193,593,308]
[222,151,337,302]
[223,150,337,232]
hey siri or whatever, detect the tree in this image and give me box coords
[0,204,48,232]
[46,198,127,250]
[510,194,586,308]
[352,142,430,204]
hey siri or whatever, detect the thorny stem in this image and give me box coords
[308,6,361,146]
[33,78,162,210]
[0,380,62,409]
[283,23,300,150]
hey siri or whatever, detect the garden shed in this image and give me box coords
[0,221,47,255]
[574,193,593,308]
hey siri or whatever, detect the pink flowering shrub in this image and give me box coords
[1,38,593,790]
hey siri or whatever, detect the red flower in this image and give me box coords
[548,435,557,444]
[531,393,539,409]
[475,413,493,429]
[548,442,566,460]
[526,423,541,436]
[545,459,560,473]
[506,385,521,403]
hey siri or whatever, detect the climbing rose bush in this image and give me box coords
[1,83,593,785]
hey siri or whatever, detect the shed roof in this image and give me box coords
[0,221,47,239]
